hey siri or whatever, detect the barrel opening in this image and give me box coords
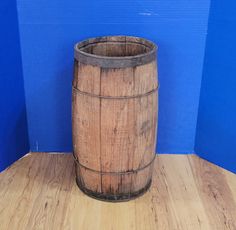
[76,36,156,58]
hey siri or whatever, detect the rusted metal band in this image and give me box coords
[74,50,156,68]
[75,177,152,202]
[73,152,156,175]
[74,35,157,68]
[72,84,159,99]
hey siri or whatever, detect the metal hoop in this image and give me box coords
[72,84,159,100]
[73,152,156,175]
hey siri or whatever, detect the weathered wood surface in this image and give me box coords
[72,36,158,199]
[0,153,236,230]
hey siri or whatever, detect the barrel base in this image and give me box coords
[75,177,152,202]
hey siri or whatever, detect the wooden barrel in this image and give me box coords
[72,36,158,201]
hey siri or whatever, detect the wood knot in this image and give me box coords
[140,120,151,135]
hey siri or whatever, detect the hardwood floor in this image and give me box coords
[0,153,235,230]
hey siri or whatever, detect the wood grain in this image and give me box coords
[188,155,236,230]
[0,153,236,230]
[72,36,158,198]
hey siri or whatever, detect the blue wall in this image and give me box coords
[1,0,235,172]
[195,1,236,173]
[0,0,29,171]
[17,0,210,153]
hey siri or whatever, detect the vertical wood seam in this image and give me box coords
[130,67,136,193]
[99,67,102,193]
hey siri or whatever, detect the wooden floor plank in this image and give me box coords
[224,169,236,204]
[188,155,236,230]
[0,153,236,230]
[156,155,210,230]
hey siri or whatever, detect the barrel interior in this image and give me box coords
[77,36,155,57]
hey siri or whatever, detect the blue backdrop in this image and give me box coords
[1,0,235,174]
[0,0,29,171]
[16,0,210,153]
[195,0,236,173]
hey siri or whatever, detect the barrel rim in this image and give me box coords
[74,35,157,68]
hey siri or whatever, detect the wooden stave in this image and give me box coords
[72,36,158,201]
